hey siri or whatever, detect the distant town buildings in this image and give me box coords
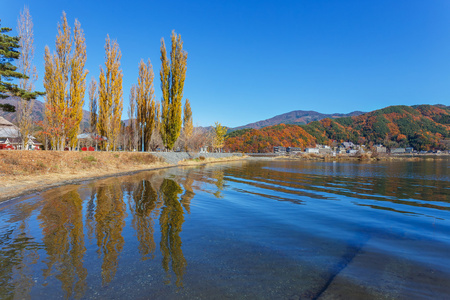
[390,148,405,154]
[273,146,287,153]
[286,147,302,154]
[375,144,387,153]
[305,148,319,154]
[269,140,448,156]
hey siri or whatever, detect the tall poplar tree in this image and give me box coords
[88,77,98,149]
[43,12,71,150]
[183,99,193,151]
[68,19,88,149]
[88,78,97,133]
[0,19,43,112]
[149,100,162,151]
[17,6,37,149]
[43,12,88,150]
[43,46,58,148]
[128,84,138,151]
[136,59,156,151]
[160,30,187,150]
[98,35,123,151]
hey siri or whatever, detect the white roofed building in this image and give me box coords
[0,116,41,150]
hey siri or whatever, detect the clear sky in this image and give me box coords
[2,0,450,127]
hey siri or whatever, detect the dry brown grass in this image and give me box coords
[0,151,161,176]
[0,151,167,203]
[0,151,247,202]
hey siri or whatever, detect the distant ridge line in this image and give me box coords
[231,109,366,131]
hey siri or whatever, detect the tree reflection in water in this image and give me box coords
[85,186,97,243]
[180,169,196,213]
[130,179,159,260]
[95,181,126,286]
[159,178,187,287]
[38,189,87,299]
[0,168,202,297]
[211,168,225,199]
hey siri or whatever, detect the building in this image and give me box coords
[391,148,406,154]
[286,147,301,154]
[319,148,333,155]
[305,148,319,154]
[337,149,346,154]
[274,146,286,153]
[77,132,107,150]
[375,144,386,153]
[0,116,41,150]
[0,117,20,150]
[342,142,355,149]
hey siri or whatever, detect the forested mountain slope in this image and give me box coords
[225,105,450,152]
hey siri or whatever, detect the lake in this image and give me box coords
[0,158,449,299]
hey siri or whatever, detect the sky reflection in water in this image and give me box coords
[0,159,449,299]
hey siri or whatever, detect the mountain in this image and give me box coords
[0,96,91,129]
[225,104,450,152]
[231,110,365,131]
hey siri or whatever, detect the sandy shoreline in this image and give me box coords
[0,153,246,204]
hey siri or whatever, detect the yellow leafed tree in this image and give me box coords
[160,31,187,150]
[43,47,57,148]
[128,84,138,151]
[68,19,88,149]
[183,99,193,151]
[212,122,227,151]
[43,12,88,150]
[98,35,123,151]
[88,77,97,134]
[43,12,71,150]
[136,59,156,151]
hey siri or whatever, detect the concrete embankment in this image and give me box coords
[150,152,244,164]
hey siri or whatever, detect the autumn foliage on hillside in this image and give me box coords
[224,124,317,153]
[225,105,450,152]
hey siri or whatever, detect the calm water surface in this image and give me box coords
[0,158,449,299]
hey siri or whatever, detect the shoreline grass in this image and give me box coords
[0,151,245,203]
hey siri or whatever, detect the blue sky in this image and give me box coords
[2,0,450,127]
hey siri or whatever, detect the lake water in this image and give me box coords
[0,158,449,299]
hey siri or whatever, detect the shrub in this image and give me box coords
[83,155,97,162]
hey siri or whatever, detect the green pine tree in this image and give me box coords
[0,20,44,112]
